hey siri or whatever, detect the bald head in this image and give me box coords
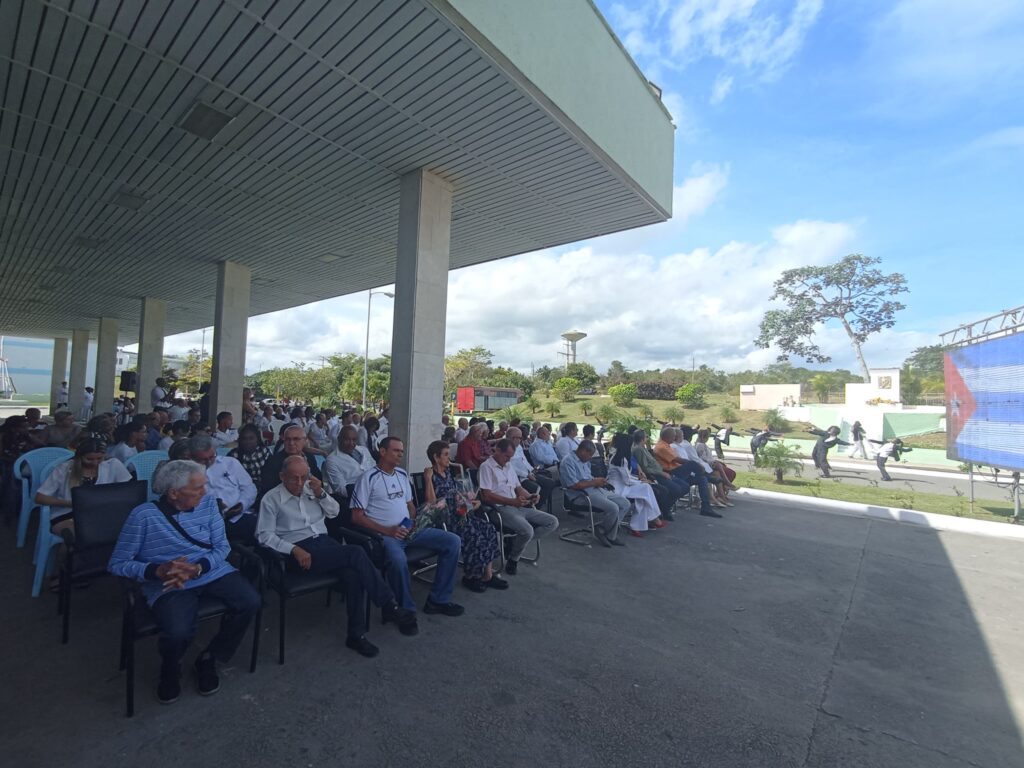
[280,454,310,496]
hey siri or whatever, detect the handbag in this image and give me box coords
[407,499,449,541]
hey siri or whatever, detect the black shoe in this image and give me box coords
[609,536,626,547]
[156,673,180,705]
[345,635,380,658]
[462,576,487,593]
[700,509,723,518]
[483,575,509,590]
[383,603,418,636]
[593,527,612,548]
[423,599,465,616]
[194,654,220,696]
[504,559,519,575]
[662,511,676,521]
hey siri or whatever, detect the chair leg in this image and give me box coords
[278,595,286,666]
[249,606,261,673]
[60,575,71,644]
[125,638,135,718]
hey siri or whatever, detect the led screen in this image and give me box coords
[945,332,1024,471]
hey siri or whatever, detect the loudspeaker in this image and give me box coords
[119,371,138,393]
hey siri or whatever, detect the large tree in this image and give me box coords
[443,346,493,399]
[756,254,908,381]
[903,344,945,378]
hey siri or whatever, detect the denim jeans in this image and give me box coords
[669,461,711,512]
[379,527,461,611]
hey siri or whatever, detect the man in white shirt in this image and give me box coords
[673,427,713,474]
[151,377,169,410]
[377,407,389,439]
[57,381,69,409]
[324,426,375,497]
[478,439,559,574]
[189,435,257,543]
[212,411,239,447]
[80,386,95,421]
[454,417,469,443]
[350,436,463,627]
[506,427,558,512]
[554,422,580,461]
[257,455,415,656]
[168,398,190,423]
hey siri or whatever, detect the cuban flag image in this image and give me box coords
[945,332,1024,471]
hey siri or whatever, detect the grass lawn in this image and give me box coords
[518,392,815,439]
[901,431,948,450]
[733,470,1015,524]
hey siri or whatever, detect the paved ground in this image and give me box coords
[3,494,1023,768]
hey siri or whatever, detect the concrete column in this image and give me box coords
[94,317,119,416]
[137,297,167,411]
[209,261,250,426]
[389,168,453,468]
[68,329,90,420]
[49,337,68,413]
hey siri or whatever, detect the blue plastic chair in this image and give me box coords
[13,447,73,548]
[125,450,169,501]
[31,456,74,597]
[216,446,231,457]
[315,454,326,470]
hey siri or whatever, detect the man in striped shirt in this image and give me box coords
[109,460,260,705]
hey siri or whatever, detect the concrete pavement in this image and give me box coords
[2,494,1022,767]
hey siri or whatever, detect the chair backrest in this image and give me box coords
[314,453,326,470]
[70,480,148,549]
[13,447,74,493]
[216,446,231,456]
[125,450,169,500]
[409,472,425,506]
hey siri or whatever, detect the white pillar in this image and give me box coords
[68,329,90,420]
[389,168,453,468]
[137,297,166,411]
[94,317,119,416]
[209,261,250,426]
[49,338,68,413]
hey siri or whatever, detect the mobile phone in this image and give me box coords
[399,517,413,529]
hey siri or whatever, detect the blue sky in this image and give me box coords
[143,0,1022,376]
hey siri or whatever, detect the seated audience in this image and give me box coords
[349,437,464,627]
[323,425,375,498]
[305,413,333,455]
[674,427,728,509]
[259,425,322,502]
[36,438,133,529]
[528,425,559,470]
[189,435,258,543]
[607,433,664,537]
[629,429,682,519]
[506,427,558,510]
[108,460,261,704]
[477,439,559,575]
[455,422,491,470]
[654,427,717,518]
[559,440,628,547]
[453,417,469,443]
[212,411,239,448]
[257,455,416,656]
[160,420,192,451]
[554,422,580,461]
[423,440,506,591]
[44,410,81,449]
[108,421,146,463]
[228,424,274,485]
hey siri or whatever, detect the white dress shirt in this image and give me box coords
[256,482,340,554]
[204,455,257,518]
[323,447,375,496]
[674,441,711,473]
[454,428,468,443]
[478,456,521,499]
[510,445,533,481]
[554,435,580,461]
[377,416,389,438]
[212,428,239,447]
[168,405,189,422]
[37,458,133,508]
[107,442,138,464]
[150,386,167,410]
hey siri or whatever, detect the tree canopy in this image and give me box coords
[756,254,908,381]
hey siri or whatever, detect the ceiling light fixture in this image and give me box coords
[178,101,234,141]
[111,185,150,210]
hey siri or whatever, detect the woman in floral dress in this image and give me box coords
[423,440,507,593]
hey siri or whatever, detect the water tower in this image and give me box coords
[559,330,587,369]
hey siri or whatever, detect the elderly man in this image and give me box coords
[324,425,375,498]
[257,455,416,656]
[143,410,164,451]
[559,440,629,547]
[478,439,559,574]
[506,427,558,511]
[212,411,239,448]
[44,410,81,449]
[528,425,559,470]
[654,426,717,518]
[350,437,463,627]
[453,417,469,443]
[630,429,682,520]
[189,435,259,543]
[259,424,321,501]
[108,460,261,704]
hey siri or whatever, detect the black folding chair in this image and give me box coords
[118,544,263,717]
[558,486,597,546]
[58,480,148,644]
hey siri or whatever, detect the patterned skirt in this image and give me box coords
[451,511,500,578]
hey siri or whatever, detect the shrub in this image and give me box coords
[524,395,541,414]
[551,377,581,403]
[580,399,594,416]
[497,405,526,423]
[719,403,738,423]
[594,403,620,425]
[637,404,655,422]
[764,407,790,433]
[662,405,684,424]
[608,383,638,407]
[757,441,803,482]
[674,383,707,408]
[635,381,681,400]
[544,401,561,418]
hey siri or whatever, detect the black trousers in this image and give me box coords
[289,536,395,639]
[150,571,260,676]
[876,455,891,481]
[522,473,559,510]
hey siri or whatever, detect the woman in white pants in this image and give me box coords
[607,433,664,538]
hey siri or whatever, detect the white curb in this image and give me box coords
[736,488,1024,541]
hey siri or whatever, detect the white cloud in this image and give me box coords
[673,163,730,222]
[967,126,1024,152]
[710,73,734,104]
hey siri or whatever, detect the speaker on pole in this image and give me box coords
[119,371,138,393]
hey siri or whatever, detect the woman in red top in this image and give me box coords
[455,423,491,470]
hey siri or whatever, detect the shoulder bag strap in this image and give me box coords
[159,506,214,550]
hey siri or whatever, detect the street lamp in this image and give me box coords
[363,290,394,410]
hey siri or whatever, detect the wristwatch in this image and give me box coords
[194,562,203,577]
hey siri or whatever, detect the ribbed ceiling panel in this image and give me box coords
[0,0,666,342]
